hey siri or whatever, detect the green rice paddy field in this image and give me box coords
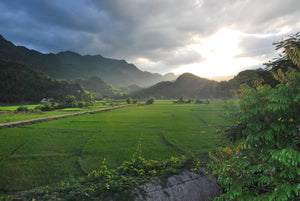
[0,100,231,192]
[0,100,126,123]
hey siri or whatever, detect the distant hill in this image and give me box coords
[0,35,176,87]
[132,69,277,99]
[0,60,89,103]
[132,73,219,98]
[210,75,234,82]
[227,70,260,89]
[119,84,143,95]
[74,76,123,98]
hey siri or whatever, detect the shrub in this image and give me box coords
[62,95,77,108]
[126,97,132,104]
[41,100,53,111]
[195,99,203,104]
[146,96,155,104]
[178,95,184,104]
[12,144,202,201]
[16,105,29,112]
[208,34,300,200]
[77,102,85,108]
[185,99,192,103]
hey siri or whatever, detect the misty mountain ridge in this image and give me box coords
[132,73,220,98]
[131,68,274,99]
[0,35,177,87]
[209,74,234,82]
[0,34,274,102]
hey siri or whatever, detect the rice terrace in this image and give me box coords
[0,100,230,192]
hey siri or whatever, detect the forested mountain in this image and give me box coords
[0,35,177,87]
[74,76,123,98]
[132,73,220,98]
[0,60,90,103]
[132,68,278,98]
[1,34,284,101]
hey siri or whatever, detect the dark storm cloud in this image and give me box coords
[0,0,299,73]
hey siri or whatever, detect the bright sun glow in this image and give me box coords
[173,28,262,78]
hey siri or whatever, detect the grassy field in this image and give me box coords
[0,100,231,191]
[0,100,126,123]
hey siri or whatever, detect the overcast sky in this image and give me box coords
[0,0,299,78]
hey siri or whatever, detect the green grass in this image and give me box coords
[0,100,231,191]
[0,100,126,123]
[0,104,41,111]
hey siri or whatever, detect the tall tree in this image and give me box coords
[208,33,300,200]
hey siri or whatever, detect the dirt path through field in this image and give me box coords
[0,104,131,128]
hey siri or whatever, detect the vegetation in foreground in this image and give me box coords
[2,146,202,201]
[0,100,229,193]
[208,33,300,200]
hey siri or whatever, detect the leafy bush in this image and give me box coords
[84,101,94,107]
[195,99,210,104]
[185,99,192,103]
[208,34,300,201]
[126,97,132,104]
[41,100,53,111]
[195,99,203,104]
[146,96,155,104]
[12,144,202,201]
[63,95,77,108]
[16,105,29,112]
[77,101,85,108]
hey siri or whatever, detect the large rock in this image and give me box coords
[136,170,221,201]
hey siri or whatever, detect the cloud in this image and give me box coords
[0,0,299,75]
[236,35,281,60]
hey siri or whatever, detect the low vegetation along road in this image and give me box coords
[0,104,131,128]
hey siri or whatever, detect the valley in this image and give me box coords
[0,100,230,191]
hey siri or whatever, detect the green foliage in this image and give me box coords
[77,101,85,108]
[178,95,184,104]
[63,95,77,108]
[146,96,155,104]
[41,100,53,111]
[16,106,29,112]
[174,97,194,104]
[126,97,132,104]
[11,144,200,201]
[0,59,90,103]
[195,99,203,104]
[208,34,300,201]
[75,77,123,98]
[0,100,229,191]
[195,99,210,104]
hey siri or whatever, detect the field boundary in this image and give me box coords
[0,104,132,129]
[160,131,186,155]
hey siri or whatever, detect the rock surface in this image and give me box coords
[136,170,221,201]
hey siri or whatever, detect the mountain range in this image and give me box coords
[0,35,177,88]
[0,34,276,103]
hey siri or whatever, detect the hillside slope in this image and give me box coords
[0,60,88,103]
[0,35,177,87]
[132,73,219,98]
